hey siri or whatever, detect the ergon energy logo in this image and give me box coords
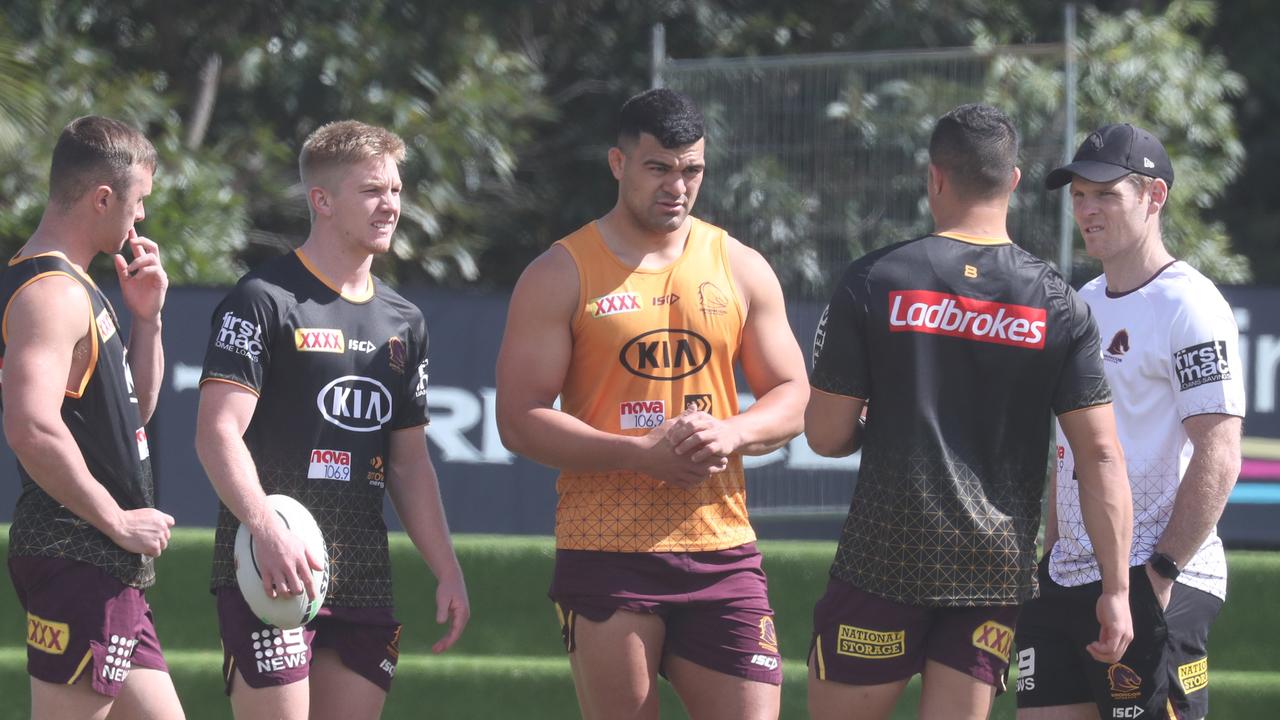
[888,290,1046,349]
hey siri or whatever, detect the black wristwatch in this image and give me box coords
[1149,551,1181,581]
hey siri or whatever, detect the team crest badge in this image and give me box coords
[388,337,406,374]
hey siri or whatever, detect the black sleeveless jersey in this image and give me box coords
[201,251,431,607]
[0,253,156,588]
[810,233,1111,606]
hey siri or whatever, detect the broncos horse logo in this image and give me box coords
[1106,329,1130,357]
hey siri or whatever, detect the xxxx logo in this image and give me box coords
[971,621,1013,662]
[27,613,69,655]
[295,328,345,353]
[590,293,642,318]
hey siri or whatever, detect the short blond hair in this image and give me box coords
[299,120,406,188]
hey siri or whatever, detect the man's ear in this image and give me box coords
[309,186,331,218]
[91,184,113,214]
[927,164,944,197]
[1148,178,1168,216]
[607,146,626,182]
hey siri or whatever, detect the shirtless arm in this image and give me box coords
[2,275,173,556]
[804,392,866,458]
[385,426,469,653]
[1059,404,1134,664]
[195,381,321,598]
[496,246,724,487]
[668,240,809,462]
[1146,413,1241,606]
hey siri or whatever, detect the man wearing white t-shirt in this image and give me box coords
[1015,124,1245,720]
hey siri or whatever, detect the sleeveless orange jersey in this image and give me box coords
[554,218,756,552]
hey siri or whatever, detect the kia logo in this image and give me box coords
[619,329,711,381]
[317,375,393,432]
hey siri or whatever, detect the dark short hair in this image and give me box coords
[928,104,1019,200]
[49,116,157,209]
[617,88,704,149]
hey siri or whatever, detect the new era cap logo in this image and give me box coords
[1144,157,1155,169]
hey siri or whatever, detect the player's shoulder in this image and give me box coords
[370,276,426,328]
[840,235,936,286]
[228,252,303,304]
[1154,260,1226,300]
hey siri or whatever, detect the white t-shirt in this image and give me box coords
[1050,261,1246,599]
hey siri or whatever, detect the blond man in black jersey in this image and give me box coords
[196,121,469,720]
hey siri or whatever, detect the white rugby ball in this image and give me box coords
[234,494,330,629]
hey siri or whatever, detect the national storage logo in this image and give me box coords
[619,329,711,381]
[835,625,905,659]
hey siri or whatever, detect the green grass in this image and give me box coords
[2,530,1279,718]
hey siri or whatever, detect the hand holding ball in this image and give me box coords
[234,494,329,629]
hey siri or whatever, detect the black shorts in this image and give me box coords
[1015,560,1222,719]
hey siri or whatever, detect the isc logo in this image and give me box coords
[317,376,393,432]
[619,329,711,381]
[749,654,779,670]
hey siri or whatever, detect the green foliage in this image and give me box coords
[0,0,1260,286]
[979,0,1250,282]
[0,10,247,284]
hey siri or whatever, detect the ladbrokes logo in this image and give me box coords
[216,312,264,362]
[317,375,393,432]
[295,328,345,353]
[888,290,1046,349]
[619,329,711,381]
[835,625,905,659]
[27,613,68,655]
[1178,657,1208,694]
[1108,662,1143,700]
[590,292,642,318]
[1174,341,1231,390]
[971,620,1013,663]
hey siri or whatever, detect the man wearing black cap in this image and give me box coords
[1015,124,1245,720]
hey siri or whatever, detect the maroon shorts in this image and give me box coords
[549,543,782,685]
[809,578,1019,692]
[8,556,169,698]
[216,588,402,694]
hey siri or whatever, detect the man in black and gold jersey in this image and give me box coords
[805,104,1136,720]
[1,117,184,718]
[497,89,809,719]
[195,121,469,720]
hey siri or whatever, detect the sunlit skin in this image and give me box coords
[608,133,705,240]
[102,165,154,255]
[1070,175,1167,269]
[312,154,402,257]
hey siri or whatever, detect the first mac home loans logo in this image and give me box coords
[1174,341,1231,391]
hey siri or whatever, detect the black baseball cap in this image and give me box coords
[1045,123,1174,189]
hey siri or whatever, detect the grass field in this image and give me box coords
[2,530,1278,718]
